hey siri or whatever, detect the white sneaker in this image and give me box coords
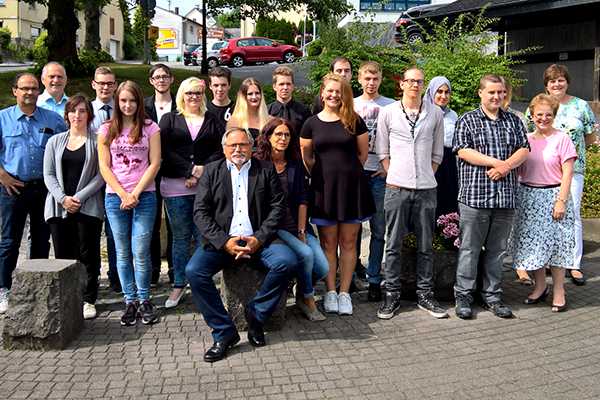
[338,292,353,315]
[323,291,339,313]
[83,302,97,319]
[0,288,9,314]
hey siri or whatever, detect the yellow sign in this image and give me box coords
[148,26,159,40]
[156,28,177,49]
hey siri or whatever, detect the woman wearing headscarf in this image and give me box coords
[424,76,459,216]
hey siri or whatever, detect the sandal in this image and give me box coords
[516,276,534,286]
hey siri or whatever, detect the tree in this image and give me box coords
[216,11,241,29]
[209,0,351,23]
[132,5,157,61]
[22,0,83,74]
[255,17,296,45]
[118,0,139,59]
[78,0,112,52]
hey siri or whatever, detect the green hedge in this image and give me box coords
[583,145,600,218]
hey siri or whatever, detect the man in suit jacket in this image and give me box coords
[144,63,177,286]
[186,127,298,363]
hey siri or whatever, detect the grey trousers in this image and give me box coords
[454,203,515,304]
[383,186,437,295]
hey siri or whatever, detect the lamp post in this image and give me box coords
[200,0,209,74]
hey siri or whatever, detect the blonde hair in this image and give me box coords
[358,61,382,77]
[320,73,358,133]
[528,93,559,117]
[175,77,207,118]
[228,78,270,130]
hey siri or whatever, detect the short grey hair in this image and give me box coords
[221,127,254,147]
[41,61,67,80]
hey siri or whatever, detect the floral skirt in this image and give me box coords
[510,185,575,270]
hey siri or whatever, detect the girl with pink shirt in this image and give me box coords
[158,77,224,309]
[98,80,161,326]
[511,94,577,312]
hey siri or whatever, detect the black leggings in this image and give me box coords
[48,213,102,304]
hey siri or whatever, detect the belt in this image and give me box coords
[22,179,45,187]
[386,184,416,191]
[520,182,560,189]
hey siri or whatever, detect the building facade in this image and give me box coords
[0,0,124,60]
[152,6,202,62]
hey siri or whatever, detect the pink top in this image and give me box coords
[519,130,577,186]
[160,117,204,198]
[98,120,160,194]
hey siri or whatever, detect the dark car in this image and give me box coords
[183,43,201,65]
[219,36,303,68]
[394,4,445,43]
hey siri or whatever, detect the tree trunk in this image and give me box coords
[84,3,101,52]
[43,0,82,72]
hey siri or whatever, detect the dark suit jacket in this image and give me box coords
[281,159,315,236]
[144,93,177,123]
[159,111,225,179]
[194,158,285,251]
[268,99,311,134]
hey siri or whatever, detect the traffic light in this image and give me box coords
[138,0,155,19]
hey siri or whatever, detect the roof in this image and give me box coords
[423,0,600,19]
[155,5,203,26]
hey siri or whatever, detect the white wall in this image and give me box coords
[152,7,183,62]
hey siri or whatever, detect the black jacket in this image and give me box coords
[268,99,311,134]
[194,158,285,250]
[144,93,177,123]
[159,111,225,179]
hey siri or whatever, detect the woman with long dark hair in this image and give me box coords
[97,80,161,326]
[256,118,328,321]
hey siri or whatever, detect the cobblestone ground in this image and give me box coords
[1,236,599,400]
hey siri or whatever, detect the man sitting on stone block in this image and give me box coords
[185,127,298,363]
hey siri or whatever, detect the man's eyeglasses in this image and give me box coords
[94,80,116,87]
[16,87,39,93]
[403,79,424,86]
[225,143,251,149]
[152,75,171,81]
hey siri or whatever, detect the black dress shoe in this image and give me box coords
[523,286,549,305]
[203,332,240,362]
[244,307,266,347]
[455,296,473,320]
[482,301,513,318]
[568,270,586,286]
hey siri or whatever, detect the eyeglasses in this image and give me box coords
[152,75,171,81]
[225,143,251,149]
[403,79,424,86]
[16,87,39,92]
[184,91,203,97]
[94,80,115,87]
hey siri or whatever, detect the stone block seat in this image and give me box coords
[220,260,287,331]
[2,259,85,350]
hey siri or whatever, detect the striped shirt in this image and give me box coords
[453,107,529,209]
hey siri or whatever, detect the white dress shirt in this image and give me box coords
[227,159,254,236]
[90,98,115,134]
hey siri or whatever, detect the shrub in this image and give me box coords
[0,28,11,51]
[255,17,296,45]
[32,31,49,67]
[306,39,323,57]
[583,145,600,218]
[78,49,114,76]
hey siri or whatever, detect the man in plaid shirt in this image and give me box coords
[453,74,530,319]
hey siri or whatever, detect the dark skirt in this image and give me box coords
[435,146,459,217]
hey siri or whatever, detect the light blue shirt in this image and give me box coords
[0,105,68,181]
[443,109,458,147]
[90,98,114,134]
[36,90,68,116]
[227,159,254,236]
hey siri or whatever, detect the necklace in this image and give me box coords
[400,100,423,138]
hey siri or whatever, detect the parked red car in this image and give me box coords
[219,37,302,67]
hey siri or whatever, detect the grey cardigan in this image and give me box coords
[43,131,105,221]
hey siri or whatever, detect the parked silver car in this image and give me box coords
[192,40,228,68]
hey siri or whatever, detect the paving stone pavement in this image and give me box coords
[1,236,599,399]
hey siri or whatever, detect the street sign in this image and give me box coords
[148,25,159,40]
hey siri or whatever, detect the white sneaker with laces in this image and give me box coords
[323,291,338,314]
[0,288,9,314]
[83,302,97,319]
[338,292,353,315]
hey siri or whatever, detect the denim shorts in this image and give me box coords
[311,216,370,226]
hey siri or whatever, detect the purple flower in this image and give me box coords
[453,238,461,248]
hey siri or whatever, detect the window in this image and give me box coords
[110,18,115,35]
[31,26,41,38]
[237,39,255,47]
[0,1,5,7]
[255,38,272,46]
[359,0,430,12]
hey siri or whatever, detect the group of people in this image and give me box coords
[0,57,595,363]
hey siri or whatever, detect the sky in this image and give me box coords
[156,0,198,15]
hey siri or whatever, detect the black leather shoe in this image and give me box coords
[523,286,549,305]
[203,332,240,362]
[455,296,472,320]
[568,270,586,286]
[483,301,513,318]
[367,283,382,302]
[245,307,266,347]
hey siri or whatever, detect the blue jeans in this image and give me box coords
[164,195,200,288]
[185,242,297,342]
[366,173,386,285]
[105,191,157,303]
[0,183,50,289]
[454,204,514,304]
[277,230,329,298]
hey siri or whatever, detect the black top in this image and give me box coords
[62,145,86,196]
[159,111,226,179]
[207,101,235,125]
[277,168,299,233]
[268,99,311,135]
[300,115,374,221]
[144,93,177,124]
